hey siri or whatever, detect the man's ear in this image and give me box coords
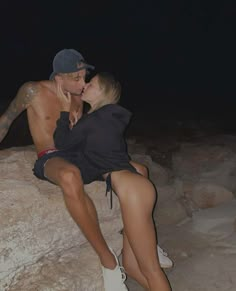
[55,74,63,84]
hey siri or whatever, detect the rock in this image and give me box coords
[155,199,188,225]
[210,232,236,254]
[6,234,122,291]
[191,183,234,208]
[172,143,236,192]
[127,143,147,155]
[125,133,236,291]
[192,200,236,238]
[0,146,123,291]
[156,185,177,204]
[168,249,236,291]
[130,154,170,186]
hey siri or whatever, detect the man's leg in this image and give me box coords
[112,170,171,290]
[44,157,116,269]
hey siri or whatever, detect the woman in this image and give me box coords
[54,72,171,290]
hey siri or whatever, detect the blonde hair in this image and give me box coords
[89,72,121,112]
[57,72,81,80]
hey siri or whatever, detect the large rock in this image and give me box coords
[5,235,122,291]
[168,248,236,291]
[192,200,236,238]
[129,153,170,186]
[172,143,236,192]
[0,146,123,291]
[191,183,234,208]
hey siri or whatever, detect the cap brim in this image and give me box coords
[78,64,95,71]
[49,64,94,80]
[49,72,56,80]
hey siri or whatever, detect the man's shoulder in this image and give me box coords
[18,80,41,95]
[19,80,54,98]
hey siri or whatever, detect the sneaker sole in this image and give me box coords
[160,262,173,269]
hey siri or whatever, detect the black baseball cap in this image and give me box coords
[50,48,95,80]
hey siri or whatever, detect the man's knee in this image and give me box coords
[58,166,86,201]
[58,165,83,187]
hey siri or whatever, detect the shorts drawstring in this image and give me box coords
[105,173,113,209]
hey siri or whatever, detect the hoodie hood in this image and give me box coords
[97,104,132,129]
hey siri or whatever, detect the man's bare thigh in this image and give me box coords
[44,157,82,185]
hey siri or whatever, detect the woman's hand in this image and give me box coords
[56,83,71,112]
[69,109,81,129]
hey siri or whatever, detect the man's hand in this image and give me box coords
[56,84,71,112]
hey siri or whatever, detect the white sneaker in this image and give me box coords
[102,248,128,291]
[157,245,173,268]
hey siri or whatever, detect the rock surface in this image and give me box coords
[0,146,123,291]
[126,134,236,291]
[2,133,236,290]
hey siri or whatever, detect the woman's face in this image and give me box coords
[81,75,104,105]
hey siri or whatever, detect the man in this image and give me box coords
[0,49,172,290]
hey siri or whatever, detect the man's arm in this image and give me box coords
[0,81,37,143]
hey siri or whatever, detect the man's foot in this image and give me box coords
[158,245,173,268]
[102,248,128,291]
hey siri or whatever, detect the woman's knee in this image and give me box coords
[130,161,149,178]
[120,183,156,211]
[138,164,149,178]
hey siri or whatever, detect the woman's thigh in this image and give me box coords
[111,170,156,207]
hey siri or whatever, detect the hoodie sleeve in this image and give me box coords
[53,111,84,150]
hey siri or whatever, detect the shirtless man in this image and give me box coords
[0,49,172,289]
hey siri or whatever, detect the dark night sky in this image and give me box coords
[1,0,236,127]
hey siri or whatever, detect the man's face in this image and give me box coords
[61,69,87,96]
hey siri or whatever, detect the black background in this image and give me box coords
[1,0,236,147]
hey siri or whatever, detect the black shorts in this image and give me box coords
[32,150,103,184]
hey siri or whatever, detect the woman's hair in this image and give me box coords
[90,72,121,112]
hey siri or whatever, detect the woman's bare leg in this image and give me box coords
[125,161,152,288]
[112,170,171,290]
[130,160,173,269]
[122,232,149,289]
[130,160,149,178]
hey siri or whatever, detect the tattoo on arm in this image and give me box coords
[0,82,38,142]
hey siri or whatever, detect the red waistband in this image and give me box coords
[37,148,58,158]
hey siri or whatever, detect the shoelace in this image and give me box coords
[158,247,168,257]
[119,266,127,282]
